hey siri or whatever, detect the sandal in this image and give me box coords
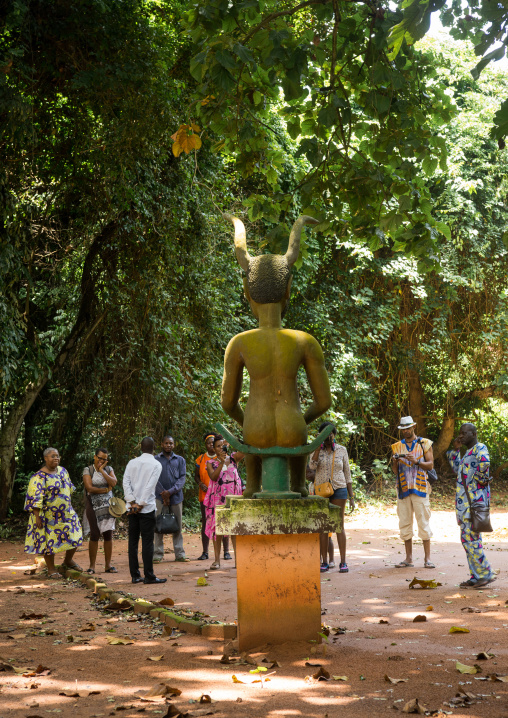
[424,561,436,569]
[63,561,83,571]
[210,561,220,570]
[47,572,62,580]
[197,552,209,561]
[223,552,233,560]
[473,575,497,589]
[85,568,95,574]
[104,566,118,573]
[395,560,414,568]
[339,562,349,573]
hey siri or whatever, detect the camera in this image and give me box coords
[222,444,229,454]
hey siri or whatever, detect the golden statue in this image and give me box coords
[221,214,332,497]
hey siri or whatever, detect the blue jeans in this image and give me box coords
[332,487,348,500]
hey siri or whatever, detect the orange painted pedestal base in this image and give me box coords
[235,533,321,651]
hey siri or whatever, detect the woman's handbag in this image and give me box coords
[155,505,179,534]
[315,451,335,499]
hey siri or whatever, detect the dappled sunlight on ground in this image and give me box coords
[1,507,508,716]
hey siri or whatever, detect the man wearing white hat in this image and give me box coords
[391,416,435,568]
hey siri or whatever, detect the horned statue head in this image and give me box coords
[224,214,319,304]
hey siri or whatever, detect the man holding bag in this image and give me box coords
[447,423,496,589]
[154,436,187,563]
[123,437,167,585]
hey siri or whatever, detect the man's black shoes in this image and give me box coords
[143,576,167,584]
[131,577,143,584]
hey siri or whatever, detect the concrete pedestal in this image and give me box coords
[236,533,321,651]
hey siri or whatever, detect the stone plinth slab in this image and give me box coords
[236,533,321,651]
[216,497,342,536]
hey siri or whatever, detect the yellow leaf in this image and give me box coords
[408,577,442,589]
[147,656,164,661]
[197,577,208,586]
[333,675,348,681]
[171,124,202,157]
[191,123,201,133]
[449,626,470,634]
[426,605,433,611]
[456,661,477,674]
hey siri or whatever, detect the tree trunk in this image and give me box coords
[0,221,117,520]
[408,368,427,437]
[432,415,456,460]
[0,374,49,519]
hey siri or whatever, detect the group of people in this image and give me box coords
[23,416,495,590]
[391,416,495,589]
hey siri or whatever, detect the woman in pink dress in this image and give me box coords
[205,435,244,569]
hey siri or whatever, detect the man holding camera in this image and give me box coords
[123,436,167,584]
[391,416,435,569]
[154,435,187,562]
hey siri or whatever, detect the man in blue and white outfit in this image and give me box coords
[447,423,495,589]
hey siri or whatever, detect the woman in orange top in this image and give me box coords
[194,433,231,560]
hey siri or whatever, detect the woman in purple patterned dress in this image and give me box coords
[24,447,83,579]
[204,435,244,570]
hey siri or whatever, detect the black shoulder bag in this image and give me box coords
[417,439,438,485]
[462,467,493,533]
[155,504,179,534]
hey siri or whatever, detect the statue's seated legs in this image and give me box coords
[289,455,308,497]
[244,454,262,498]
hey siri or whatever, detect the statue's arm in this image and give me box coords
[221,337,245,426]
[302,335,332,424]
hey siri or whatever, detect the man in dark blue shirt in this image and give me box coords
[154,436,188,562]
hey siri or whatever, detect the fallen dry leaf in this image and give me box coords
[7,633,26,639]
[147,656,164,662]
[196,577,208,586]
[476,651,494,660]
[385,674,408,684]
[312,666,331,681]
[461,606,482,613]
[402,697,427,714]
[388,655,405,661]
[79,622,96,632]
[135,683,182,701]
[59,690,83,698]
[333,675,348,681]
[0,659,15,672]
[379,619,390,624]
[199,695,212,704]
[408,578,442,589]
[158,598,175,606]
[105,602,131,611]
[449,626,470,634]
[19,612,47,620]
[489,673,508,682]
[413,615,427,623]
[369,573,381,578]
[106,636,134,645]
[456,661,477,674]
[23,665,51,677]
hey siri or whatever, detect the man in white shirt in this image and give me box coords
[123,437,167,584]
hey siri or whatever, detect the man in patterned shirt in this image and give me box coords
[447,423,495,589]
[391,416,435,569]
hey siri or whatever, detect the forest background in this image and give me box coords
[2,0,508,523]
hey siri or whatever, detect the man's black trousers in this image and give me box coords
[128,510,156,580]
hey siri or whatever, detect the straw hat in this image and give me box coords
[109,496,127,518]
[398,416,417,430]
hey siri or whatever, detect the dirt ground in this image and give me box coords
[1,505,508,718]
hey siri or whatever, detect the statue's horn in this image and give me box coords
[285,215,319,267]
[223,213,251,272]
